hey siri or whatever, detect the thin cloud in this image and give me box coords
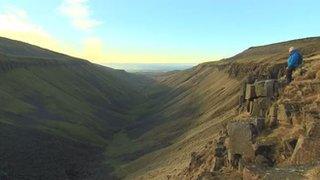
[0,6,105,63]
[59,0,102,31]
[0,6,65,54]
[0,6,51,38]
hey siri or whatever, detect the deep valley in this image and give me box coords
[1,36,320,179]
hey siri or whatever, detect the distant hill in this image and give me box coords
[229,37,320,62]
[104,63,196,73]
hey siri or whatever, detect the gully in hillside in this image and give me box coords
[286,47,303,83]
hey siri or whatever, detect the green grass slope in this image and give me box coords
[0,37,82,60]
[0,37,156,179]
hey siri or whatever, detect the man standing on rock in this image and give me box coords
[286,47,303,83]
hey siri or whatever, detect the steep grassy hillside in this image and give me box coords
[0,37,81,60]
[0,37,156,179]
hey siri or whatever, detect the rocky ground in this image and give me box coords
[176,55,320,179]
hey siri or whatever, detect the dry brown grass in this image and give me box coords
[119,38,320,179]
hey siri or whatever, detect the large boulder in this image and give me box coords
[250,99,260,117]
[265,79,276,98]
[254,80,277,98]
[227,122,255,165]
[254,81,266,97]
[245,84,256,100]
[250,98,270,117]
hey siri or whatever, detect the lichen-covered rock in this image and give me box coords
[227,122,255,164]
[245,84,256,100]
[252,79,278,99]
[265,79,276,98]
[255,81,267,97]
[250,98,270,117]
[250,99,261,117]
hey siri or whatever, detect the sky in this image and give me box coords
[0,0,319,64]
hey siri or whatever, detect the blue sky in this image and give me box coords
[0,0,319,63]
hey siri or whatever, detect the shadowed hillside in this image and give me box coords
[0,37,159,179]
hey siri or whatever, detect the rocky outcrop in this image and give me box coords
[240,78,282,132]
[179,55,320,180]
[168,37,320,180]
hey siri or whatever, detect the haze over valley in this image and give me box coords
[103,63,196,73]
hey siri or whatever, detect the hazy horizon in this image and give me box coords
[0,0,319,65]
[104,63,196,73]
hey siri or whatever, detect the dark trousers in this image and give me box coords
[286,67,295,83]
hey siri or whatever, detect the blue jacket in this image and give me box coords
[288,50,303,68]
